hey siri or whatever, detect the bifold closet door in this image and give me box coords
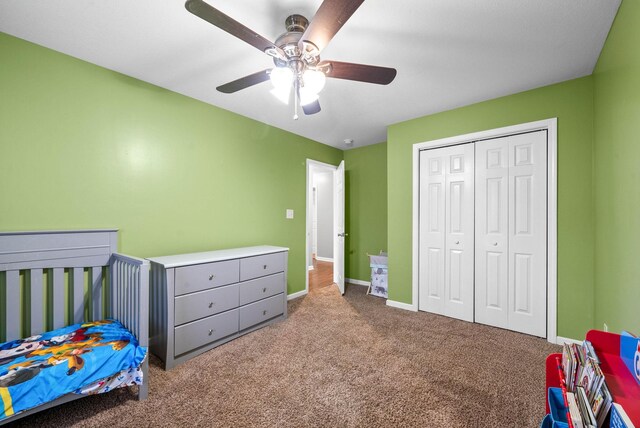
[475,131,547,337]
[474,138,509,329]
[419,143,474,322]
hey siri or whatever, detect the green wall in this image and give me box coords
[387,77,596,339]
[344,142,387,282]
[593,0,640,334]
[0,32,343,296]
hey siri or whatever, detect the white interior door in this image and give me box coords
[475,131,547,337]
[419,149,446,314]
[507,131,547,337]
[334,160,345,294]
[475,138,509,329]
[419,144,475,321]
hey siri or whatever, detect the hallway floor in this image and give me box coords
[308,257,334,292]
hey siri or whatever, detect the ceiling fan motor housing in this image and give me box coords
[274,15,320,68]
[285,14,308,32]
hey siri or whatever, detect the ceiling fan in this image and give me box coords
[185,0,397,119]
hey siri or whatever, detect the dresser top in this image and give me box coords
[147,245,288,268]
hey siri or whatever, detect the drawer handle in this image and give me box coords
[262,310,267,316]
[262,287,267,293]
[208,302,214,308]
[209,274,216,281]
[263,264,267,270]
[208,328,215,336]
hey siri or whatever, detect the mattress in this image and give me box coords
[0,319,146,420]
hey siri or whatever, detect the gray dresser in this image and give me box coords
[148,246,288,369]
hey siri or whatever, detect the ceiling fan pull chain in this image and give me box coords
[294,79,300,120]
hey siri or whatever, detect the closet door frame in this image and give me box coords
[405,118,558,344]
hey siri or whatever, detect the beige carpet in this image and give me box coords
[11,284,559,427]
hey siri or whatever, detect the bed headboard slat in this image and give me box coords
[5,270,20,341]
[30,268,45,336]
[52,267,65,330]
[72,267,84,324]
[92,266,103,320]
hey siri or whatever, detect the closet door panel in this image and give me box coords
[508,131,547,337]
[419,152,446,314]
[475,139,509,328]
[443,144,475,322]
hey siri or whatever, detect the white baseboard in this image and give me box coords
[556,336,582,346]
[386,299,418,312]
[287,290,308,301]
[315,256,333,263]
[346,278,370,286]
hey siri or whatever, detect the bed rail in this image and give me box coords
[110,253,149,348]
[110,253,149,400]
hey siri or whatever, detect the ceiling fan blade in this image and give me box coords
[320,60,397,85]
[216,69,272,94]
[185,0,285,59]
[302,100,322,115]
[299,0,364,54]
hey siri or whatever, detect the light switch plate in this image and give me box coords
[286,209,294,219]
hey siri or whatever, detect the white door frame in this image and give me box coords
[333,160,346,294]
[301,159,339,299]
[408,118,558,343]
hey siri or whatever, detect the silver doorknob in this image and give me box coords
[338,232,348,237]
[209,274,216,281]
[493,242,498,246]
[455,241,460,245]
[208,329,215,336]
[209,302,214,308]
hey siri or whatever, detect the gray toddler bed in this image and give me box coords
[0,229,149,425]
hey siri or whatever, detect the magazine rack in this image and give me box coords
[545,330,640,425]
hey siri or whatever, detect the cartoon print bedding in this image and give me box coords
[0,319,146,420]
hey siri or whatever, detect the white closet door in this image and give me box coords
[475,131,547,337]
[419,148,446,315]
[508,131,547,337]
[419,144,474,321]
[475,139,509,329]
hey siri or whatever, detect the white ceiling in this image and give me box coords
[0,0,621,149]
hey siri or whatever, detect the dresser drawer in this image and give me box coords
[239,294,284,331]
[240,252,285,281]
[175,259,239,296]
[175,284,239,326]
[239,273,285,306]
[174,309,239,356]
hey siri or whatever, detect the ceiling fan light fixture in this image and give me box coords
[302,69,326,95]
[299,87,319,106]
[270,67,293,90]
[270,86,291,104]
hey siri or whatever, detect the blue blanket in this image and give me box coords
[0,319,146,420]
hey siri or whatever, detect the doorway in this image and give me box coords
[305,159,345,295]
